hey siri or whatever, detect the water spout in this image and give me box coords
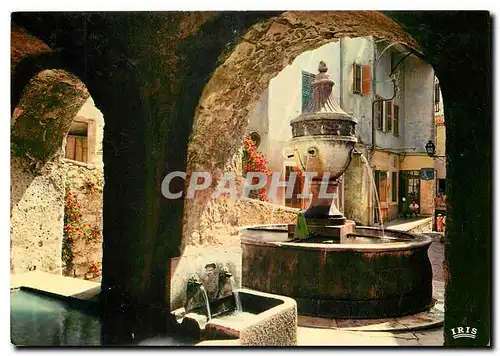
[216,266,233,299]
[185,274,212,320]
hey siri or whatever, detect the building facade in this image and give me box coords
[246,36,437,225]
[434,78,447,219]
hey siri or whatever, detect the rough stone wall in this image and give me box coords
[183,197,297,249]
[11,24,51,67]
[61,160,104,278]
[407,217,433,234]
[10,156,65,274]
[10,156,104,276]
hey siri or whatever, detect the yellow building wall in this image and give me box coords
[400,155,434,170]
[435,124,446,179]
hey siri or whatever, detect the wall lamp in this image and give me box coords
[425,140,436,157]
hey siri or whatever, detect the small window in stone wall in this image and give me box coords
[65,121,88,163]
[434,80,441,112]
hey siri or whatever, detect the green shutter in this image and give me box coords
[392,172,398,202]
[302,71,315,112]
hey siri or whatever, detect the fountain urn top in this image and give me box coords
[290,61,357,139]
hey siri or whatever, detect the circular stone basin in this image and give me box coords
[240,224,433,319]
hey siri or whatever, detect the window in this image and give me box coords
[65,121,88,163]
[385,101,393,132]
[434,80,441,112]
[375,170,387,203]
[375,96,383,130]
[392,172,398,202]
[353,63,362,94]
[301,71,315,112]
[394,105,400,136]
[437,179,447,195]
[353,63,371,95]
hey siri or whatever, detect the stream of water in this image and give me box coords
[230,276,243,313]
[359,153,385,237]
[199,286,212,320]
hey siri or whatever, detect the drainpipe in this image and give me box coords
[371,42,377,155]
[369,40,377,225]
[339,38,344,108]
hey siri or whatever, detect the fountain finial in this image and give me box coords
[318,61,328,73]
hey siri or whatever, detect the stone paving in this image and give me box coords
[10,270,101,300]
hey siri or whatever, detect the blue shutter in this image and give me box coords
[301,71,315,112]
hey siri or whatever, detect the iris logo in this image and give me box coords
[450,326,477,339]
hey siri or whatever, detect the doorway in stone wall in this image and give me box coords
[399,170,421,217]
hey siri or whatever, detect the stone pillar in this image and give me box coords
[390,11,491,347]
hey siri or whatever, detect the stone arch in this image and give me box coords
[183,11,422,250]
[12,69,90,170]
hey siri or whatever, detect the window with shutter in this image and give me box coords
[394,105,400,136]
[375,96,383,130]
[434,81,441,112]
[392,171,398,202]
[65,121,89,163]
[361,65,371,95]
[302,71,315,112]
[353,63,362,94]
[385,101,393,132]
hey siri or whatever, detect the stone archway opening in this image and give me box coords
[183,12,422,250]
[10,68,105,281]
[175,9,445,322]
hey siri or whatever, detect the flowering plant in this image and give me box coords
[62,187,102,276]
[87,262,101,276]
[86,224,101,241]
[62,188,82,275]
[82,181,99,195]
[242,135,271,201]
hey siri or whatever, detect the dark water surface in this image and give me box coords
[10,289,196,346]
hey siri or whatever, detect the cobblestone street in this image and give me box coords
[428,235,445,282]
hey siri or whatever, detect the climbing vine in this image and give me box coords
[62,186,102,276]
[62,187,81,275]
[242,134,271,201]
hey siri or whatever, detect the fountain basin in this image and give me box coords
[241,224,433,319]
[173,289,297,346]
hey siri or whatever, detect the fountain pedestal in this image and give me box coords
[290,61,356,239]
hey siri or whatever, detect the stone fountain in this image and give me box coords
[289,60,357,240]
[240,62,433,319]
